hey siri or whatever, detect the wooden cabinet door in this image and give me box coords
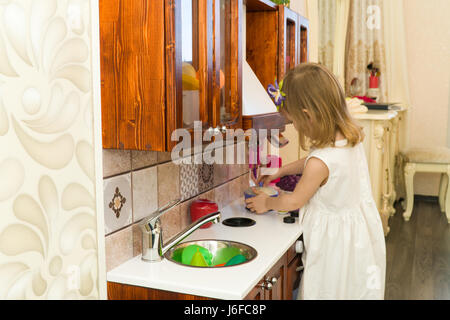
[286,255,301,300]
[244,284,265,300]
[264,254,286,300]
[166,0,215,150]
[278,6,299,79]
[100,0,166,151]
[298,15,310,63]
[212,0,242,130]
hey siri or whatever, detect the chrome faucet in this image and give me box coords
[139,199,221,262]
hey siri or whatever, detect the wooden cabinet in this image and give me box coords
[263,254,286,300]
[299,15,310,63]
[100,0,242,152]
[212,0,243,131]
[279,6,310,78]
[99,0,166,151]
[243,1,309,133]
[278,6,299,78]
[244,239,302,300]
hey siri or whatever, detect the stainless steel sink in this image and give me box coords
[164,240,257,268]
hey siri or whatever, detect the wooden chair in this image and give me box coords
[403,147,450,223]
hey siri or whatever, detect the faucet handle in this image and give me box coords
[140,198,182,229]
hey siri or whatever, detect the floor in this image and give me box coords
[385,198,450,300]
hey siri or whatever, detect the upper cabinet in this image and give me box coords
[165,0,213,151]
[299,15,310,64]
[99,0,306,151]
[99,0,166,151]
[100,0,242,152]
[279,5,310,78]
[213,0,243,131]
[279,5,299,78]
[244,1,309,132]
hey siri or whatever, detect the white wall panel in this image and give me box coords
[0,0,105,299]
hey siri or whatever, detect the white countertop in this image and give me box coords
[107,198,303,300]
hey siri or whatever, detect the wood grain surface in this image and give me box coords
[385,199,450,300]
[100,0,166,151]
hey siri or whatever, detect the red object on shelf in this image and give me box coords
[190,199,219,229]
[369,75,379,89]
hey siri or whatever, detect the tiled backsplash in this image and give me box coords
[103,143,250,271]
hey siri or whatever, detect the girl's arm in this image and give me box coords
[256,157,308,187]
[246,157,329,213]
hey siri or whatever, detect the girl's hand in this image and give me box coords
[245,189,270,214]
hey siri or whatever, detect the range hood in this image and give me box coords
[242,60,278,116]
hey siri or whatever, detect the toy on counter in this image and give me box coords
[276,175,302,192]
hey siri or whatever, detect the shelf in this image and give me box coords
[245,0,278,11]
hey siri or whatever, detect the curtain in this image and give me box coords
[305,0,319,63]
[318,0,337,70]
[318,0,350,86]
[345,0,387,102]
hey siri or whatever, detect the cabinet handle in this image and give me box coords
[268,277,278,285]
[258,280,273,291]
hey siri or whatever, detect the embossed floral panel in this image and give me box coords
[0,0,106,299]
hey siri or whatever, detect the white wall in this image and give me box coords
[404,0,450,195]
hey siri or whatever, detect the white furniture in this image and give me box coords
[402,147,450,223]
[353,109,405,235]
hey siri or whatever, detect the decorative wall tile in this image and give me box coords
[229,177,242,202]
[180,160,199,201]
[132,167,158,222]
[214,163,229,187]
[214,182,230,209]
[240,172,251,194]
[131,150,158,171]
[105,226,133,272]
[132,223,142,257]
[157,161,180,207]
[159,205,181,243]
[198,188,216,202]
[157,152,172,164]
[198,163,214,193]
[104,173,132,235]
[103,149,131,178]
[180,200,194,229]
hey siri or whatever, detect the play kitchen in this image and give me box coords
[107,196,304,300]
[101,0,309,301]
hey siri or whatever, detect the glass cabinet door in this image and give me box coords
[214,0,241,129]
[180,0,208,129]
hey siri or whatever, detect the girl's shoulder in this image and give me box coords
[306,141,361,171]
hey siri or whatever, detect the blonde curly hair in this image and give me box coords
[280,63,364,150]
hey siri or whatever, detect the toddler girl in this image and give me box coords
[246,63,386,300]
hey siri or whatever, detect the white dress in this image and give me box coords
[298,140,386,300]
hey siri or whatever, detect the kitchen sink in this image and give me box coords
[164,240,257,268]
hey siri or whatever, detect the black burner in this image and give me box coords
[222,217,256,227]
